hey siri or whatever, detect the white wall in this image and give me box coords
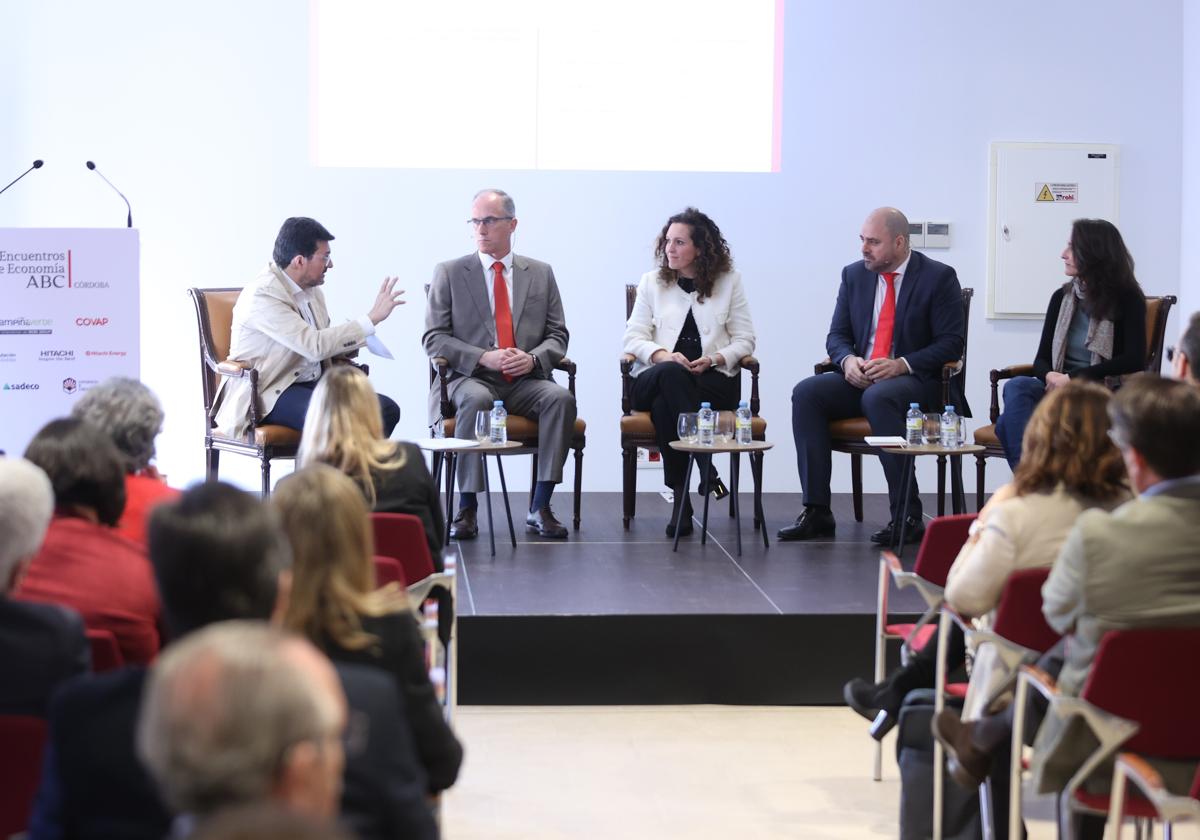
[1181,1,1200,323]
[0,1,1184,496]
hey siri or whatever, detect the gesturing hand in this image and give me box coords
[367,277,406,325]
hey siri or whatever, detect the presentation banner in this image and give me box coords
[0,228,140,456]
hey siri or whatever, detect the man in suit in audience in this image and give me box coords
[423,188,576,539]
[779,207,966,545]
[0,457,89,717]
[29,482,437,840]
[212,217,406,439]
[1170,310,1200,383]
[934,375,1200,835]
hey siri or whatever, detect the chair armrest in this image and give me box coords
[556,357,577,396]
[740,355,762,415]
[216,360,251,377]
[210,360,265,429]
[814,357,839,375]
[432,356,452,420]
[620,355,635,415]
[988,364,1036,423]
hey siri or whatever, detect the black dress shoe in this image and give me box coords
[666,498,695,538]
[450,507,478,540]
[699,469,730,500]
[869,515,925,545]
[843,678,901,740]
[776,507,836,541]
[526,505,568,539]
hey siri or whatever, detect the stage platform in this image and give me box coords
[452,491,959,706]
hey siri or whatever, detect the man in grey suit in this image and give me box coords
[423,189,576,540]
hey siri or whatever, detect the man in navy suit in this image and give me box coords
[779,207,966,544]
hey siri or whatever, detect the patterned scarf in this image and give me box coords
[1050,279,1114,372]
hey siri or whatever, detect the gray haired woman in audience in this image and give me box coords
[71,376,178,546]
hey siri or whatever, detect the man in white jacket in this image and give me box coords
[213,217,405,440]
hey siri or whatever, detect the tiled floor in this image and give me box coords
[441,705,1200,840]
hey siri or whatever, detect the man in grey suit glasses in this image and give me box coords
[423,189,576,540]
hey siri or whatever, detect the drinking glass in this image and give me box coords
[676,412,698,443]
[474,410,490,443]
[714,411,734,443]
[922,413,942,445]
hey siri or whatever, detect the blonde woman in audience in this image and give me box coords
[71,376,178,546]
[272,464,463,794]
[299,365,444,566]
[844,382,1128,733]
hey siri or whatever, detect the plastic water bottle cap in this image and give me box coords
[494,400,503,407]
[739,401,749,408]
[701,402,711,408]
[910,403,919,409]
[944,405,954,411]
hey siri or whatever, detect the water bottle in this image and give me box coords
[940,405,958,448]
[489,400,507,444]
[697,402,715,446]
[906,403,923,446]
[734,401,753,445]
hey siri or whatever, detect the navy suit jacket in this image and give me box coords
[825,250,969,416]
[0,597,89,718]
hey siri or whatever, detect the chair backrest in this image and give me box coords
[1080,627,1200,760]
[86,627,125,673]
[372,555,407,588]
[0,715,48,837]
[990,567,1061,654]
[911,513,975,586]
[954,287,975,397]
[370,513,436,586]
[1143,295,1176,374]
[187,287,240,411]
[625,283,639,320]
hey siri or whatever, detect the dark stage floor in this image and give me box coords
[450,492,959,706]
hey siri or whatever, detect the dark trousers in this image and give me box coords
[994,376,1045,469]
[630,362,740,489]
[263,379,401,437]
[892,623,967,695]
[791,371,925,520]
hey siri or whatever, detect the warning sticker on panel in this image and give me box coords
[1035,182,1078,203]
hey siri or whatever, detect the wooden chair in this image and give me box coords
[429,361,586,531]
[619,283,767,529]
[86,627,125,673]
[187,288,301,497]
[0,715,48,837]
[972,294,1176,510]
[823,288,974,522]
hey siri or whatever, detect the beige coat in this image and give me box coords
[212,264,367,438]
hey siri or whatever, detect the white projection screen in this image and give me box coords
[310,0,783,172]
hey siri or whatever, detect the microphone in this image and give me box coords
[0,159,44,198]
[86,160,133,228]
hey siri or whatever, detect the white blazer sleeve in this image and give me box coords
[622,273,666,365]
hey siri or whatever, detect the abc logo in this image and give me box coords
[75,317,110,326]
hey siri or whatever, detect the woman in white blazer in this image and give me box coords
[622,208,756,537]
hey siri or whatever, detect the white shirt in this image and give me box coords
[478,251,515,315]
[281,273,376,383]
[858,253,913,374]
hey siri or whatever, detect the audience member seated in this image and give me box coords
[622,207,756,536]
[191,803,354,840]
[274,464,464,795]
[70,376,179,546]
[1170,309,1200,383]
[28,481,293,840]
[136,622,349,834]
[993,219,1146,467]
[934,375,1200,839]
[843,383,1129,734]
[0,457,88,716]
[17,418,161,665]
[299,365,445,566]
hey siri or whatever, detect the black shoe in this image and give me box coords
[450,507,478,540]
[776,507,836,541]
[526,506,568,539]
[931,710,992,788]
[666,497,695,538]
[699,469,729,500]
[869,515,925,545]
[843,678,901,740]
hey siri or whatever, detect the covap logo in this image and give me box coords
[62,378,77,394]
[75,317,110,326]
[2,382,40,392]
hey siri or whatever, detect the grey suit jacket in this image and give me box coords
[422,253,568,389]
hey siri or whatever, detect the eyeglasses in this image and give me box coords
[467,216,513,229]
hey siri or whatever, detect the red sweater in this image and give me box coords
[17,516,162,665]
[115,473,180,547]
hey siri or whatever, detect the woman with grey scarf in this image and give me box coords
[994,218,1145,466]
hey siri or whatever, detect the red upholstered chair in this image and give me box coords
[86,627,125,673]
[1107,754,1200,838]
[870,513,975,780]
[370,513,435,586]
[1010,627,1200,840]
[0,715,48,837]
[372,555,407,588]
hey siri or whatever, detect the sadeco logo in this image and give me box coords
[75,317,110,326]
[2,382,40,392]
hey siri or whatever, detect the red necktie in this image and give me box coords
[870,272,898,360]
[493,261,515,380]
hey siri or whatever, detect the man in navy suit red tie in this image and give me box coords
[779,207,966,544]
